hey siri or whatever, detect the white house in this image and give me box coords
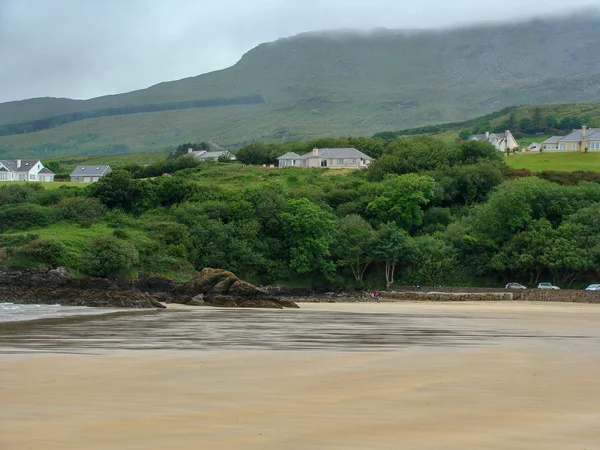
[278,148,372,169]
[0,159,55,182]
[187,149,236,161]
[541,126,600,151]
[470,130,519,152]
[70,165,112,183]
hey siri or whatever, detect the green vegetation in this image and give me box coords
[2,16,600,158]
[506,152,600,172]
[4,136,600,289]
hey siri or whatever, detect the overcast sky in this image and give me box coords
[0,0,597,103]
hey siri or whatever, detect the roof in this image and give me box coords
[38,168,55,174]
[541,129,600,144]
[277,152,301,160]
[300,148,372,160]
[0,160,42,172]
[70,165,111,177]
[541,136,563,144]
[191,150,236,160]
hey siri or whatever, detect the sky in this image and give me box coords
[0,0,598,103]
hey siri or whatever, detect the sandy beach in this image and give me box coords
[2,302,600,449]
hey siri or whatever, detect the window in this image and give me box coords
[0,172,7,180]
[29,174,35,180]
[559,143,566,150]
[349,158,356,164]
[336,159,344,165]
[589,142,600,150]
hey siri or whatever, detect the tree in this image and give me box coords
[458,130,471,141]
[372,222,412,289]
[333,214,375,282]
[153,177,200,207]
[43,160,63,174]
[367,173,435,229]
[507,112,517,131]
[407,235,455,285]
[235,143,278,165]
[279,198,337,279]
[86,169,144,211]
[518,117,534,134]
[532,108,544,132]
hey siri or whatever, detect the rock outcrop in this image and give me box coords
[0,266,297,309]
[0,266,165,309]
[177,268,298,309]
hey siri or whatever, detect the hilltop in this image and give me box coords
[2,15,600,158]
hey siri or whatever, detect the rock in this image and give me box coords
[180,268,298,309]
[188,294,206,306]
[0,266,297,309]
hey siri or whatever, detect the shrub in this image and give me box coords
[17,239,68,267]
[57,196,106,227]
[146,221,190,247]
[0,203,57,232]
[0,184,40,205]
[79,237,139,278]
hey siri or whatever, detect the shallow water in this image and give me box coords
[1,306,597,354]
[0,302,126,323]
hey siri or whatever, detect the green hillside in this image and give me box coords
[2,16,600,158]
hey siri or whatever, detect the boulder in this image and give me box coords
[179,268,298,309]
[188,294,206,306]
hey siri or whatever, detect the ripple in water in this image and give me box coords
[1,308,596,354]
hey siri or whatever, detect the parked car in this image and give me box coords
[585,284,600,291]
[505,282,526,289]
[537,282,560,290]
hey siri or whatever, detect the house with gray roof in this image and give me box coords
[70,165,112,183]
[0,159,55,182]
[470,130,519,152]
[278,148,372,169]
[187,149,236,161]
[541,126,600,151]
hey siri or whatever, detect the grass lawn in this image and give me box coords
[0,181,88,190]
[505,151,600,172]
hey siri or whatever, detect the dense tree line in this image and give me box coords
[0,95,264,136]
[2,136,600,289]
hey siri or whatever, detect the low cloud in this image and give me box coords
[0,0,596,102]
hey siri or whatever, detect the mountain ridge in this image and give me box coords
[2,14,600,158]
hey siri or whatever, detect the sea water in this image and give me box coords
[0,302,125,323]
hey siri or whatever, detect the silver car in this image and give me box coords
[537,282,560,290]
[505,282,526,289]
[585,284,600,291]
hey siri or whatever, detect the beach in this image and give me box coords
[2,302,600,449]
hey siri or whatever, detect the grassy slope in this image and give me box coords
[2,17,600,157]
[505,151,600,172]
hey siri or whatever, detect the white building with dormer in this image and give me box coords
[0,159,55,182]
[470,130,519,152]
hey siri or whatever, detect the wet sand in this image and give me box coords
[2,302,600,449]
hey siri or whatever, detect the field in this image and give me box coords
[0,181,87,190]
[505,151,600,172]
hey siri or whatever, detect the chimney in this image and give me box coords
[16,159,21,168]
[485,131,490,139]
[582,125,587,138]
[188,148,193,154]
[312,147,319,156]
